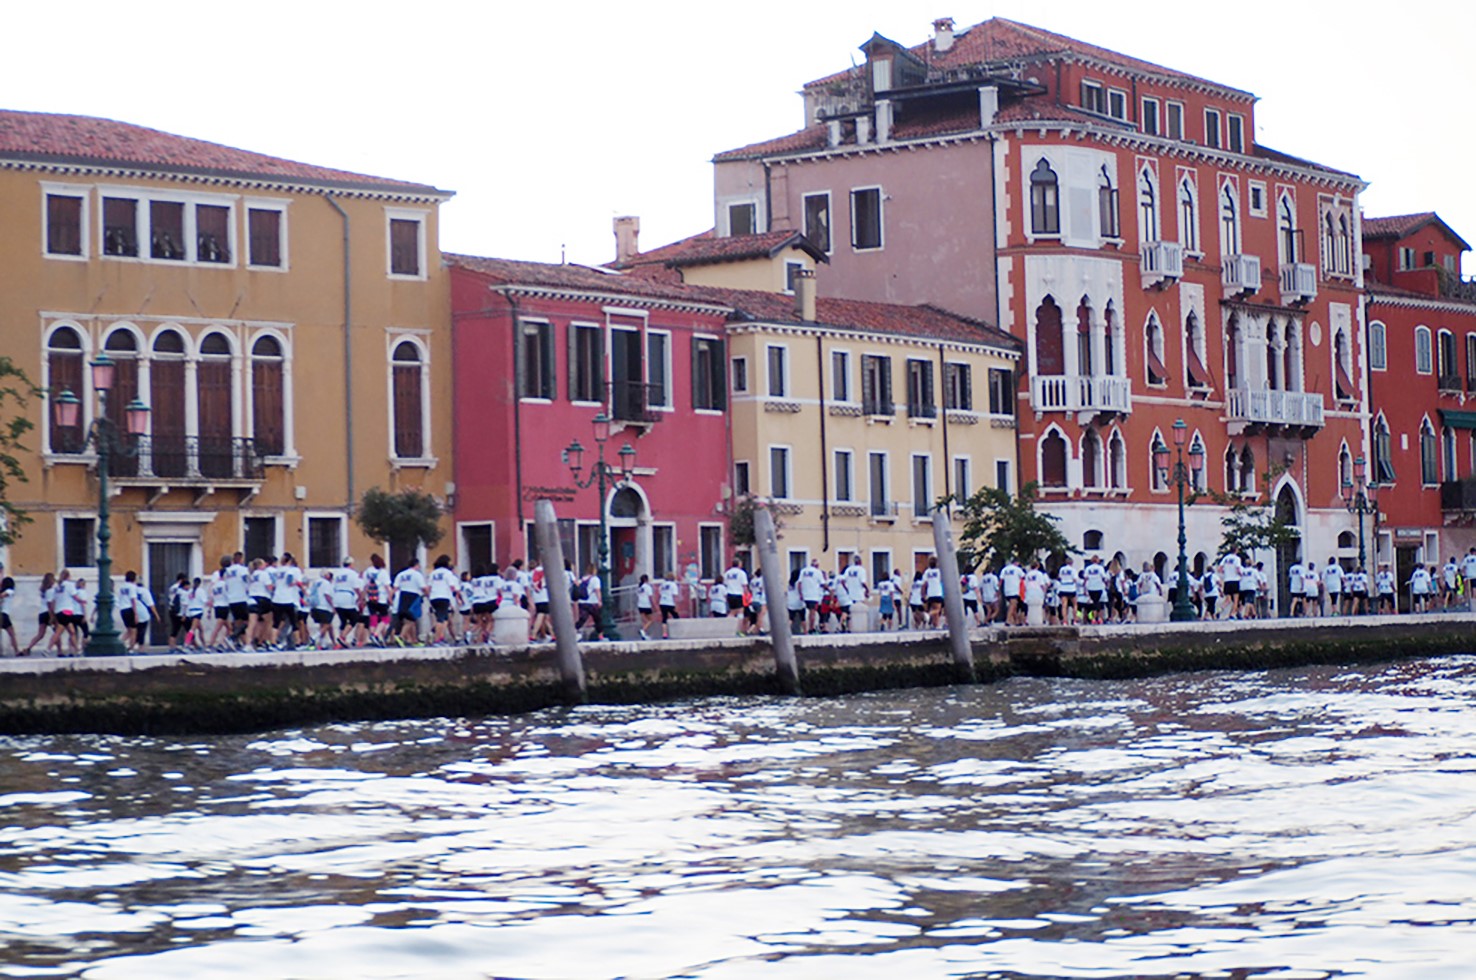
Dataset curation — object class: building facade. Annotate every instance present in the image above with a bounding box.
[1363,212,1476,589]
[1,110,453,632]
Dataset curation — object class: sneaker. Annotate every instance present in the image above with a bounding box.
[639,629,649,640]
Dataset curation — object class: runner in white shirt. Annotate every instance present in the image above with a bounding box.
[270,554,305,646]
[921,556,945,628]
[330,558,364,648]
[1376,562,1397,614]
[362,555,392,646]
[875,573,898,631]
[1321,559,1344,616]
[959,568,980,626]
[745,573,767,635]
[1055,558,1079,625]
[978,567,1001,625]
[707,580,727,618]
[657,576,680,637]
[799,559,826,633]
[425,555,461,646]
[130,573,157,652]
[1000,560,1025,626]
[1080,558,1107,624]
[1218,552,1243,618]
[1287,560,1305,618]
[1442,558,1461,609]
[529,561,553,643]
[207,558,233,650]
[1462,549,1476,596]
[1409,564,1432,613]
[636,574,656,639]
[391,559,428,644]
[722,559,750,618]
[0,574,17,656]
[839,556,869,630]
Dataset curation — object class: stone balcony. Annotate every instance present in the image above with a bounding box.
[1222,253,1262,297]
[1141,240,1184,289]
[1225,387,1325,430]
[1280,262,1318,304]
[1031,374,1132,416]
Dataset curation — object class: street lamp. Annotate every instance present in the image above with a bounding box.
[1154,419,1203,623]
[1341,454,1379,571]
[562,412,636,640]
[52,354,151,655]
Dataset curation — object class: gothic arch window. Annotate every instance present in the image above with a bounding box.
[1285,320,1303,392]
[1185,311,1211,389]
[1278,193,1299,263]
[1104,301,1120,375]
[1338,443,1353,489]
[391,339,428,460]
[1225,314,1242,390]
[1240,446,1255,496]
[1420,418,1438,485]
[1040,427,1068,487]
[1082,429,1102,488]
[1225,446,1239,493]
[1097,166,1119,237]
[1337,214,1352,274]
[47,326,86,454]
[1369,320,1387,371]
[1108,429,1126,489]
[1219,182,1239,255]
[1035,296,1064,376]
[1139,168,1159,241]
[1334,327,1356,400]
[1443,427,1457,481]
[1415,326,1432,374]
[1145,313,1167,385]
[1179,178,1198,252]
[251,335,286,457]
[1030,159,1060,235]
[1265,319,1282,391]
[1149,428,1168,491]
[1076,297,1095,376]
[1373,413,1395,483]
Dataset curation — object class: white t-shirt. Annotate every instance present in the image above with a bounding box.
[1411,568,1431,595]
[428,567,460,601]
[250,568,274,600]
[133,586,156,623]
[1462,554,1476,582]
[637,582,654,610]
[1056,564,1078,593]
[659,579,679,606]
[1219,554,1242,583]
[1000,563,1024,599]
[840,565,869,604]
[978,571,1000,603]
[1376,570,1396,595]
[363,567,390,604]
[1082,563,1107,593]
[1322,564,1344,594]
[271,565,302,605]
[331,568,362,609]
[723,566,749,597]
[922,567,943,599]
[393,567,426,600]
[798,566,825,602]
[224,563,250,603]
[708,584,726,615]
[1288,562,1304,594]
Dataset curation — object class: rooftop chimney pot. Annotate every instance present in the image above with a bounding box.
[933,17,955,54]
[794,268,817,322]
[613,215,640,265]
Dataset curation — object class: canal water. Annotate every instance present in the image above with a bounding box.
[4,656,1476,979]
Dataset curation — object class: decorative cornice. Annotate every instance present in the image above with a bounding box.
[725,319,1021,358]
[1365,290,1476,316]
[491,284,733,317]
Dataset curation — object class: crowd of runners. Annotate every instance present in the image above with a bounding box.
[4,545,1476,655]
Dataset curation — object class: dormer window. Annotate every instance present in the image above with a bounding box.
[728,202,756,237]
[1080,80,1106,115]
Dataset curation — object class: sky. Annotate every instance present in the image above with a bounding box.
[7,1,1475,273]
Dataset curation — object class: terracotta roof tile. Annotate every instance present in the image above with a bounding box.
[713,125,829,162]
[616,228,822,269]
[1362,213,1440,239]
[0,109,448,195]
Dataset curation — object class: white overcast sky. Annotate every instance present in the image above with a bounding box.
[8,1,1474,274]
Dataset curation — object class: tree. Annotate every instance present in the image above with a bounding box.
[1206,485,1300,557]
[954,482,1074,570]
[355,487,444,566]
[0,357,42,547]
[726,493,781,548]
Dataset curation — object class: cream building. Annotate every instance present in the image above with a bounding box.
[0,110,452,637]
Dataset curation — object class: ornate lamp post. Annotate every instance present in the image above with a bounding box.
[1154,418,1204,623]
[53,354,151,656]
[1341,454,1379,571]
[562,412,636,640]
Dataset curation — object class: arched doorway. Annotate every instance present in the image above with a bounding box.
[1274,484,1302,617]
[607,485,646,590]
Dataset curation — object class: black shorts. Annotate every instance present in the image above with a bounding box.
[367,601,389,616]
[1223,581,1240,597]
[927,597,943,610]
[251,598,271,616]
[121,610,135,629]
[37,612,52,627]
[472,602,494,615]
[963,599,978,612]
[396,594,419,617]
[660,604,676,622]
[272,603,298,627]
[336,607,359,626]
[230,602,251,622]
[1088,590,1105,606]
[0,613,9,630]
[214,606,230,622]
[535,601,550,615]
[134,621,150,645]
[726,594,744,611]
[805,599,819,610]
[311,609,334,625]
[431,598,451,623]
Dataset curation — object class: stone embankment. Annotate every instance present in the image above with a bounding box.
[1,615,1472,735]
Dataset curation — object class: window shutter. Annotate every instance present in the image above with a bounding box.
[197,359,233,477]
[151,359,187,476]
[252,359,285,456]
[861,357,876,412]
[48,352,84,452]
[393,364,423,458]
[881,359,893,414]
[712,339,726,411]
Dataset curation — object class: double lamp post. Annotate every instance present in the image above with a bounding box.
[562,412,635,641]
[1153,418,1204,623]
[52,353,151,656]
[1341,454,1379,570]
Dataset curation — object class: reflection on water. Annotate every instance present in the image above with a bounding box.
[4,657,1476,978]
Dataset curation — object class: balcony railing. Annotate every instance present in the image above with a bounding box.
[1280,262,1317,303]
[1222,253,1262,296]
[1441,479,1476,512]
[862,398,895,417]
[1031,373,1133,415]
[609,380,663,424]
[1141,240,1184,287]
[109,435,266,483]
[907,401,937,420]
[1438,373,1464,394]
[869,499,898,520]
[1225,387,1325,428]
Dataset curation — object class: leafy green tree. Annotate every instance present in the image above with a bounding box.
[954,481,1074,570]
[0,357,42,547]
[727,493,781,548]
[1205,483,1300,556]
[355,487,444,563]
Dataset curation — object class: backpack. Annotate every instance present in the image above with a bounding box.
[365,574,380,603]
[575,577,590,601]
[1127,580,1139,602]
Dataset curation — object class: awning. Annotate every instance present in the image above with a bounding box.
[1187,347,1213,389]
[1440,409,1476,430]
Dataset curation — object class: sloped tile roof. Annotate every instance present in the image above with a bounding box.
[446,253,726,306]
[1361,212,1469,251]
[615,228,824,269]
[0,109,449,196]
[713,125,829,162]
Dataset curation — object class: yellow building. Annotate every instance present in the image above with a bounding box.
[0,110,452,624]
[723,279,1023,583]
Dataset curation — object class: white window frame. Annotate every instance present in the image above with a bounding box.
[456,520,496,573]
[730,355,749,394]
[386,330,435,465]
[870,548,893,586]
[40,181,91,262]
[646,327,672,410]
[698,523,726,581]
[849,185,885,251]
[831,348,853,403]
[784,261,804,294]
[1080,79,1106,114]
[1165,101,1185,140]
[240,511,284,562]
[244,197,291,272]
[765,343,790,398]
[95,183,240,267]
[724,199,760,237]
[1415,326,1433,375]
[733,460,751,496]
[1178,173,1200,255]
[247,327,296,461]
[385,207,429,280]
[569,321,605,406]
[302,511,349,574]
[56,511,98,578]
[911,452,933,520]
[803,191,832,254]
[994,458,1013,494]
[952,455,971,505]
[1248,180,1268,218]
[1369,321,1387,372]
[1204,108,1222,149]
[869,450,890,513]
[1141,97,1160,136]
[770,444,793,499]
[1227,114,1245,153]
[834,448,854,502]
[519,318,556,403]
[650,522,677,579]
[1108,89,1127,120]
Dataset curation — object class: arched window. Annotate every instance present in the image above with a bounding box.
[1415,326,1433,374]
[1284,320,1303,392]
[1420,419,1439,485]
[1034,296,1064,376]
[151,329,188,478]
[1337,531,1356,550]
[1369,321,1387,371]
[1278,193,1299,263]
[1443,427,1457,481]
[1339,444,1353,489]
[1040,429,1068,487]
[1189,434,1206,490]
[251,335,285,456]
[1108,430,1126,489]
[101,330,142,475]
[1185,312,1211,389]
[1265,319,1282,391]
[1224,446,1239,493]
[1437,330,1458,388]
[1179,178,1198,252]
[1097,166,1119,238]
[1373,414,1395,483]
[1138,168,1159,241]
[1083,530,1104,551]
[198,332,235,477]
[1240,446,1255,496]
[1076,297,1094,376]
[1104,302,1119,376]
[1334,328,1355,400]
[1082,429,1101,488]
[392,340,425,459]
[1323,213,1337,274]
[1030,159,1060,235]
[1145,314,1167,385]
[1219,183,1239,256]
[1337,214,1351,274]
[1226,314,1242,390]
[1150,430,1167,491]
[1466,334,1476,388]
[47,327,85,454]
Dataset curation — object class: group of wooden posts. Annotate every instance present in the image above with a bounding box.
[533,499,975,704]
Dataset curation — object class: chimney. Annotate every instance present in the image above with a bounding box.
[793,268,817,322]
[613,215,640,264]
[933,17,955,54]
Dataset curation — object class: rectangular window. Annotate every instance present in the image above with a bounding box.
[1204,108,1222,148]
[869,451,889,515]
[995,459,1012,494]
[733,460,750,496]
[1248,181,1267,217]
[770,446,791,499]
[803,192,831,252]
[1108,90,1127,120]
[1399,247,1416,271]
[953,457,971,504]
[906,359,935,419]
[389,217,422,276]
[103,197,139,256]
[646,331,670,408]
[243,516,277,562]
[576,524,601,575]
[652,525,675,579]
[728,202,756,236]
[912,455,932,518]
[459,522,495,572]
[62,517,95,568]
[851,187,882,250]
[870,551,892,587]
[1371,323,1388,372]
[693,336,726,410]
[987,367,1014,415]
[835,449,854,501]
[45,194,83,256]
[520,321,555,399]
[861,354,893,415]
[943,362,972,411]
[730,355,748,393]
[766,344,788,397]
[1166,102,1184,140]
[832,350,851,402]
[570,324,604,402]
[150,200,185,260]
[1141,97,1160,136]
[248,207,283,267]
[785,261,804,293]
[1228,114,1245,153]
[196,204,231,263]
[307,516,343,569]
[699,525,723,580]
[1080,80,1106,114]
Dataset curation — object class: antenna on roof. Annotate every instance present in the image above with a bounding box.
[560,243,566,264]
